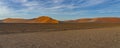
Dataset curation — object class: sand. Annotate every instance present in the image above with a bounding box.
[0,27,119,48]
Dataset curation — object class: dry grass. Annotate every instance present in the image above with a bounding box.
[0,23,120,48]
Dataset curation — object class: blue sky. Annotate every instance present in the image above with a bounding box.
[0,0,120,20]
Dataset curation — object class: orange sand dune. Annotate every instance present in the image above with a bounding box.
[2,16,59,23]
[1,17,120,23]
[3,18,29,23]
[28,16,59,23]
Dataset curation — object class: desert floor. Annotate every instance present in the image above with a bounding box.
[0,25,120,48]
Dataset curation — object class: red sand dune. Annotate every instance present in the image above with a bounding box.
[66,17,120,23]
[92,17,120,23]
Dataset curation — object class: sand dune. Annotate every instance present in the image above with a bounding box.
[66,17,120,23]
[2,16,59,23]
[1,17,120,23]
[28,16,59,23]
[0,26,119,48]
[3,18,29,23]
[92,17,120,23]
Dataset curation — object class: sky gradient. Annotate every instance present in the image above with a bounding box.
[0,0,120,20]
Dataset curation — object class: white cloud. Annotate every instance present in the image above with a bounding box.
[0,1,32,19]
[0,2,13,16]
[12,0,28,3]
[23,1,40,10]
[23,2,39,7]
[78,0,107,7]
[52,0,64,3]
[45,0,108,9]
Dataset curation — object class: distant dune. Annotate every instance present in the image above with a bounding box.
[1,16,120,23]
[92,17,120,23]
[3,18,29,23]
[65,18,93,23]
[1,16,59,23]
[65,17,120,23]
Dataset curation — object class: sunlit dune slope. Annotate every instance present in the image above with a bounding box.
[28,16,59,23]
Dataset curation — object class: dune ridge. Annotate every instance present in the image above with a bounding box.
[1,16,120,23]
[2,16,59,23]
